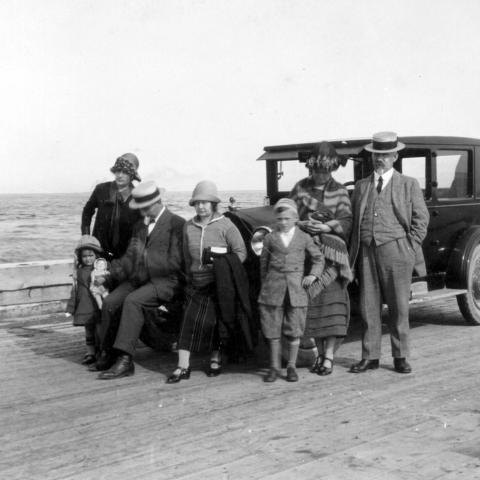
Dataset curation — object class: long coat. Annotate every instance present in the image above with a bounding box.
[349,170,430,275]
[81,181,141,260]
[110,208,186,301]
[258,227,324,307]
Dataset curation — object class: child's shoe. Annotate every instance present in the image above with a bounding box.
[286,366,299,382]
[264,368,279,383]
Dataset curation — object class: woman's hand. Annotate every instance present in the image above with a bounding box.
[298,220,332,234]
[302,274,317,288]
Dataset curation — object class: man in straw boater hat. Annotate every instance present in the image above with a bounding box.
[349,132,429,374]
[91,180,186,379]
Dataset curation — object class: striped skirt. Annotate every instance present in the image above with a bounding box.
[177,285,219,353]
[304,279,349,339]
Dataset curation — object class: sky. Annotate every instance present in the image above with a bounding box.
[2,0,480,194]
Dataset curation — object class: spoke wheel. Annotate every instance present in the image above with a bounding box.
[457,244,480,325]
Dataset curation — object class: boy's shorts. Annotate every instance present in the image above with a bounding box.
[259,303,307,339]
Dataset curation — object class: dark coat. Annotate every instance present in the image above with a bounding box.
[81,181,141,260]
[213,253,254,352]
[66,266,99,326]
[349,170,430,275]
[110,208,186,301]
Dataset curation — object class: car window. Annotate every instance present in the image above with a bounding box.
[332,160,355,186]
[399,156,427,190]
[277,161,309,192]
[435,150,472,200]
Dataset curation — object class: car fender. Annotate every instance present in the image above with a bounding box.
[446,226,480,289]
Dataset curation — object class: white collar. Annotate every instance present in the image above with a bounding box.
[145,206,165,226]
[374,168,394,186]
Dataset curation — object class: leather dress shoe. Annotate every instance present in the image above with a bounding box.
[350,359,379,373]
[394,358,412,374]
[88,351,115,372]
[286,366,299,382]
[264,368,279,383]
[166,367,191,383]
[97,354,134,379]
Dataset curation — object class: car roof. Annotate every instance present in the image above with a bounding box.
[258,136,480,160]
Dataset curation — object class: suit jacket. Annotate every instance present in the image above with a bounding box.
[81,181,141,259]
[258,227,324,307]
[349,170,429,275]
[111,208,186,301]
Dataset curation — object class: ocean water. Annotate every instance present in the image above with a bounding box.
[0,190,266,264]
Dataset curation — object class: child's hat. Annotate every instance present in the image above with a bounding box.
[273,198,298,216]
[75,235,103,255]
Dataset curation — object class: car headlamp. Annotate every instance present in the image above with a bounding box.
[250,226,272,256]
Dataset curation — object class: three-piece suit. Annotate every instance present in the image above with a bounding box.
[349,170,429,359]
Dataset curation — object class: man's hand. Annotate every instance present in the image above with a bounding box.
[302,274,317,288]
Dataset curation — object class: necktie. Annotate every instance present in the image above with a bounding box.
[376,176,383,194]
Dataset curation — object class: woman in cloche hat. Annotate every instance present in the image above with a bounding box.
[81,153,142,261]
[167,180,249,383]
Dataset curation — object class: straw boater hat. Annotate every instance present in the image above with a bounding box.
[129,181,162,209]
[110,153,141,181]
[189,180,221,206]
[363,131,405,153]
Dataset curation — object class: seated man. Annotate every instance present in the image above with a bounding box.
[92,180,185,379]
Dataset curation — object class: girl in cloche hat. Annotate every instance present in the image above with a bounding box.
[65,235,109,366]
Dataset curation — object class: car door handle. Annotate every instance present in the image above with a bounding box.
[431,210,439,217]
[430,240,440,246]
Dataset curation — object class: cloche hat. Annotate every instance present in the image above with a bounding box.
[273,197,299,216]
[129,181,162,209]
[110,153,141,181]
[75,235,103,255]
[189,180,221,206]
[364,131,405,153]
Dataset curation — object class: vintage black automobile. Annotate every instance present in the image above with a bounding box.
[226,136,480,329]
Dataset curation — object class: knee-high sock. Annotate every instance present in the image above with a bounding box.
[269,338,281,370]
[287,337,300,368]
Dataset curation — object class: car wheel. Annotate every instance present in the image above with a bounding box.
[457,243,480,325]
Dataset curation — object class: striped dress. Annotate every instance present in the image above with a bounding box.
[290,176,353,339]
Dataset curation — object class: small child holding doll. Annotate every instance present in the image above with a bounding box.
[258,198,324,383]
[66,235,109,365]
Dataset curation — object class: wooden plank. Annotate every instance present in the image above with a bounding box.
[0,300,67,320]
[1,298,480,479]
[0,259,73,291]
[0,285,71,307]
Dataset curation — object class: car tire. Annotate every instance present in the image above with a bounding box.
[457,243,480,325]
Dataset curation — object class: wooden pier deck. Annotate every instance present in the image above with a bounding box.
[2,298,480,480]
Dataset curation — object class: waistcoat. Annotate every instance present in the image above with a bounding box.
[360,179,406,246]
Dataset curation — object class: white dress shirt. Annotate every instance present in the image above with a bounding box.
[147,206,165,235]
[279,226,296,247]
[374,167,394,192]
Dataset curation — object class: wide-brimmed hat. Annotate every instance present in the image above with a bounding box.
[189,180,221,206]
[273,197,298,216]
[129,181,162,209]
[75,235,103,255]
[363,131,405,153]
[110,153,141,181]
